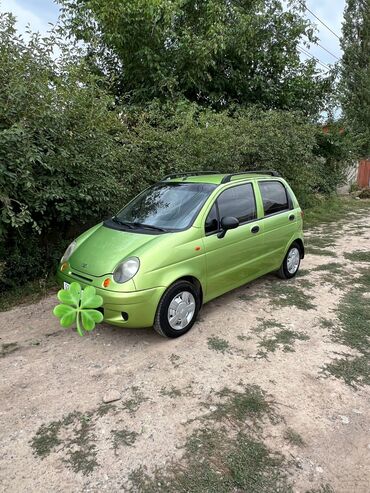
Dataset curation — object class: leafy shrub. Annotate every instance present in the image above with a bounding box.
[0,13,126,290]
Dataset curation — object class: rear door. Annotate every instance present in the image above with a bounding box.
[256,180,298,272]
[202,182,265,301]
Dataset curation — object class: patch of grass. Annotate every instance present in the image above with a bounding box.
[307,236,337,249]
[306,247,337,257]
[209,385,279,425]
[313,262,343,273]
[303,196,370,230]
[319,318,336,330]
[64,413,98,475]
[31,420,63,458]
[111,428,138,454]
[0,277,57,312]
[268,283,316,311]
[31,411,98,475]
[297,278,315,289]
[258,329,309,357]
[160,386,182,398]
[254,318,286,333]
[312,263,346,288]
[0,342,19,358]
[284,428,305,447]
[207,336,230,354]
[344,250,370,262]
[324,355,369,388]
[296,268,310,278]
[95,402,116,417]
[322,268,370,388]
[121,386,148,414]
[128,385,290,493]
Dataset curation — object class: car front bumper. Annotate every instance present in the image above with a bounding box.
[56,270,166,328]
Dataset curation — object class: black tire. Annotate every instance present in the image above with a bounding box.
[277,242,301,279]
[153,281,201,338]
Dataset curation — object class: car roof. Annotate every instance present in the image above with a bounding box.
[165,173,280,185]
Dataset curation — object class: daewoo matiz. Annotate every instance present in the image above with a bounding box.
[57,171,304,338]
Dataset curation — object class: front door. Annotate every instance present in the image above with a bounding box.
[202,182,264,302]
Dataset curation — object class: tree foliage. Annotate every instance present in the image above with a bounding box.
[340,0,370,156]
[59,0,333,115]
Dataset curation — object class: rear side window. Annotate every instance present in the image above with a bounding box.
[205,183,256,234]
[259,181,289,216]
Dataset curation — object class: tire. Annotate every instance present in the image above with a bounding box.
[153,281,201,338]
[277,243,301,279]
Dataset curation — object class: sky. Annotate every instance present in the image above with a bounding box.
[1,0,346,70]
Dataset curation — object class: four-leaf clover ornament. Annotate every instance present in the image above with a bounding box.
[53,282,104,336]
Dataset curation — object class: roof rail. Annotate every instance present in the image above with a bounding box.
[221,170,280,184]
[161,171,220,181]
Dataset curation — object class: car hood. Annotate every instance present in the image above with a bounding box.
[69,224,161,277]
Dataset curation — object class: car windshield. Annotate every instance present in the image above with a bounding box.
[115,182,216,231]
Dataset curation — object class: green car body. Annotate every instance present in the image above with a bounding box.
[57,172,304,336]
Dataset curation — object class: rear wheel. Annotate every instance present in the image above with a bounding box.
[277,243,301,279]
[154,281,200,338]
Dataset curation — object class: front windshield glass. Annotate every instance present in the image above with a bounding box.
[115,182,216,231]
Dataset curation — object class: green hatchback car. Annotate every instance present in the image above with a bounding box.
[57,171,304,337]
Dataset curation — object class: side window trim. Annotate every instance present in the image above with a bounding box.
[204,182,257,236]
[205,201,220,236]
[258,180,292,218]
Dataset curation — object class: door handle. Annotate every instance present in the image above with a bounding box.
[289,214,295,221]
[251,225,260,234]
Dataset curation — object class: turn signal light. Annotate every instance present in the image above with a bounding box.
[103,278,111,288]
[60,262,69,272]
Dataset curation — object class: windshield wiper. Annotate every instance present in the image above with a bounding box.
[112,217,134,229]
[131,222,167,232]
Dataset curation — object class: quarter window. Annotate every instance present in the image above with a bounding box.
[205,204,219,234]
[259,181,289,216]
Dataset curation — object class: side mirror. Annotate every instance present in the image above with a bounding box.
[217,216,239,238]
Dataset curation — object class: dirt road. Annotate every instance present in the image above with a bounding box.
[0,208,369,492]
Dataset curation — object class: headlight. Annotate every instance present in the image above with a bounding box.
[61,240,77,264]
[113,257,140,283]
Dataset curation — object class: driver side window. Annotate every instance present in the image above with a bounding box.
[204,183,256,235]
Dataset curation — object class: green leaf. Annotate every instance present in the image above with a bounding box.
[81,309,104,331]
[57,282,82,307]
[80,285,103,309]
[53,304,77,327]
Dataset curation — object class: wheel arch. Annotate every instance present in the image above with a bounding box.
[293,238,305,259]
[170,275,204,305]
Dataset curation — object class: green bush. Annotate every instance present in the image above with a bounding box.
[0,13,125,290]
[118,103,349,208]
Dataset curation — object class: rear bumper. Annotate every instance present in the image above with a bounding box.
[57,271,166,328]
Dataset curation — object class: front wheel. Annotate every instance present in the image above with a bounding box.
[153,281,201,338]
[277,243,301,279]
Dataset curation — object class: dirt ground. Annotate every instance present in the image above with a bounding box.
[0,210,369,493]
